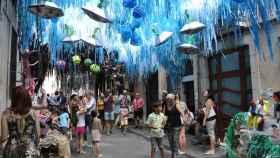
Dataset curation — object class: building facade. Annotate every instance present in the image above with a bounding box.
[0,0,19,111]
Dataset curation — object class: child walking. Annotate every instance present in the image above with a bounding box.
[91,111,103,158]
[146,101,167,158]
[120,105,129,135]
[76,102,86,154]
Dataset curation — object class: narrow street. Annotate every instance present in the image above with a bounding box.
[72,129,171,158]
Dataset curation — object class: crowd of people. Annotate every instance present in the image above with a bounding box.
[0,86,146,158]
[0,85,232,158]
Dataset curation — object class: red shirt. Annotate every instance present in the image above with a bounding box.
[133,97,144,110]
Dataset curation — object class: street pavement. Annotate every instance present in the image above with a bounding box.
[72,128,171,158]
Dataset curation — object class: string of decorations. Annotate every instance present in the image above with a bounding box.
[16,0,280,90]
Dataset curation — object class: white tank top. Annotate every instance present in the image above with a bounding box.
[208,106,216,119]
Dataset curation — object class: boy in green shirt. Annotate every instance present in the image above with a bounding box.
[146,101,167,158]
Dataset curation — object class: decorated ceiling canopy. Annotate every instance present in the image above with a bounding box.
[17,0,280,89]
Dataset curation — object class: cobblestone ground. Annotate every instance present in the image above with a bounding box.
[72,128,171,158]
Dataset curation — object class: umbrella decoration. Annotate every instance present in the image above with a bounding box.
[72,55,81,65]
[80,37,102,47]
[28,1,64,19]
[62,35,80,44]
[180,21,206,34]
[82,6,111,23]
[155,31,173,47]
[177,43,200,54]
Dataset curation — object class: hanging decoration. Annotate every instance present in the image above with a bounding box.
[180,21,205,34]
[28,1,64,19]
[17,0,280,89]
[56,60,66,70]
[123,0,137,8]
[155,31,173,47]
[132,6,145,18]
[177,43,199,54]
[72,55,81,65]
[82,6,111,23]
[62,35,80,44]
[90,64,101,73]
[84,58,93,66]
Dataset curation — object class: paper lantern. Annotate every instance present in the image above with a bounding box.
[120,25,132,43]
[130,32,142,46]
[123,0,137,8]
[72,55,81,65]
[84,58,92,66]
[82,6,111,23]
[56,60,66,70]
[177,43,200,54]
[90,64,101,73]
[28,1,64,19]
[133,7,145,18]
[155,31,173,46]
[180,21,205,34]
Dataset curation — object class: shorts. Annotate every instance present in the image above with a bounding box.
[104,112,115,121]
[134,109,143,119]
[206,120,216,139]
[75,126,86,136]
[151,137,164,150]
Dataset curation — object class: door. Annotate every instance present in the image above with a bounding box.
[183,81,195,113]
[208,45,252,138]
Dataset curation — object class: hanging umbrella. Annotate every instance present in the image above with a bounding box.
[80,37,102,47]
[180,21,205,34]
[155,31,173,47]
[82,6,111,23]
[177,43,200,54]
[62,35,80,44]
[28,1,64,19]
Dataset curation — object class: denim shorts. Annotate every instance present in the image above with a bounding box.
[104,112,115,121]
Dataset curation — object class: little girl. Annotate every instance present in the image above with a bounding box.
[76,102,86,154]
[119,105,129,135]
[92,111,103,158]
